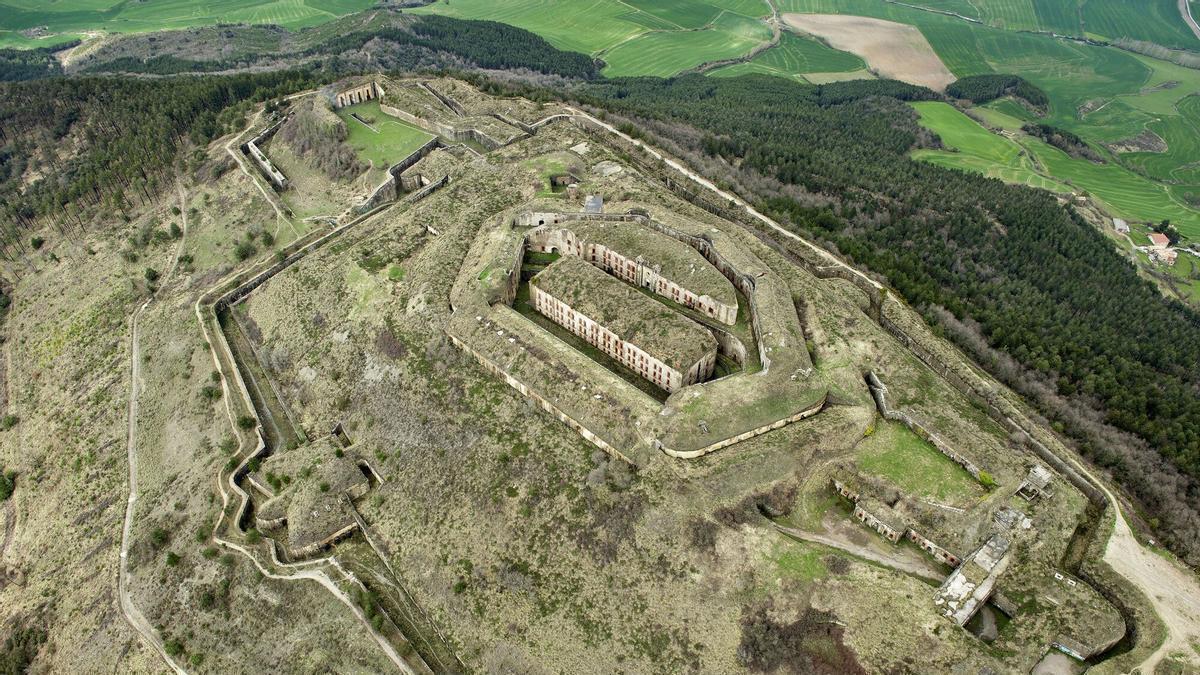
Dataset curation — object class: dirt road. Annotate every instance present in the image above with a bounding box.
[1180,0,1200,41]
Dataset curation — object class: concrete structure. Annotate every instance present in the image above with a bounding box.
[1016,465,1055,501]
[524,214,739,325]
[1113,218,1129,233]
[853,496,904,543]
[833,476,961,566]
[530,256,717,392]
[584,195,604,214]
[334,81,382,109]
[935,534,1012,626]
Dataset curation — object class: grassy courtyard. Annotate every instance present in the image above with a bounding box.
[855,420,982,505]
[333,100,434,170]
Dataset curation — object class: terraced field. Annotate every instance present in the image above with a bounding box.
[911,101,1070,191]
[601,11,773,76]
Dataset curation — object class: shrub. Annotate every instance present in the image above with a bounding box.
[1,414,17,430]
[237,415,256,430]
[234,240,256,261]
[150,528,169,549]
[144,267,160,283]
[30,236,44,249]
[165,551,180,567]
[978,470,996,489]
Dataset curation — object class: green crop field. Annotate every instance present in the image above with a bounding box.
[911,101,1200,236]
[855,421,982,504]
[911,102,1071,191]
[0,0,376,46]
[710,32,865,81]
[600,11,772,76]
[1081,0,1200,50]
[335,101,433,169]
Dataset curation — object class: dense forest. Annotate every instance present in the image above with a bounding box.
[578,75,1200,561]
[945,74,1047,108]
[0,44,69,81]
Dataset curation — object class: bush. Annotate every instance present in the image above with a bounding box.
[978,470,996,489]
[1,414,17,430]
[165,551,180,566]
[150,528,169,549]
[144,267,160,283]
[237,415,256,430]
[200,384,222,401]
[234,240,256,261]
[0,470,15,501]
[29,236,44,249]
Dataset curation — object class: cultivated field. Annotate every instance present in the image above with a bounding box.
[0,0,376,46]
[781,13,957,90]
[413,0,775,77]
[911,101,1200,237]
[709,31,867,82]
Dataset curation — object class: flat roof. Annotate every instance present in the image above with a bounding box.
[531,255,716,372]
[563,218,737,308]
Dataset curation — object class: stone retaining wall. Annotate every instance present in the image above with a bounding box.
[866,371,985,481]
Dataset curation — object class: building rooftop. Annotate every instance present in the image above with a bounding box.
[531,255,717,373]
[1149,232,1170,248]
[563,218,737,308]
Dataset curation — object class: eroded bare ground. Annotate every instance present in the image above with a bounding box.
[0,77,1190,673]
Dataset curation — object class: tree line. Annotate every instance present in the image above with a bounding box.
[945,73,1047,108]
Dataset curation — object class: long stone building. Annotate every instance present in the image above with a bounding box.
[524,214,738,325]
[529,256,717,392]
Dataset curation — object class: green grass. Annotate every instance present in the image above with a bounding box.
[709,31,865,81]
[600,11,772,76]
[771,541,827,581]
[1081,0,1200,50]
[0,0,376,40]
[334,100,433,169]
[910,101,1072,191]
[855,421,982,504]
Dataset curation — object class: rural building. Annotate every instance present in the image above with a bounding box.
[852,496,905,543]
[525,219,739,325]
[333,81,382,108]
[1113,218,1129,233]
[1148,232,1170,249]
[529,256,717,393]
[1016,465,1055,501]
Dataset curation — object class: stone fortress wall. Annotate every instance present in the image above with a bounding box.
[242,117,288,190]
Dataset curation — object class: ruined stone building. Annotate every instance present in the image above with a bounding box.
[529,256,717,393]
[525,216,739,325]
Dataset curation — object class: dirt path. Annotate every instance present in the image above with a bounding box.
[117,181,192,674]
[774,523,945,584]
[782,13,956,90]
[1181,0,1200,41]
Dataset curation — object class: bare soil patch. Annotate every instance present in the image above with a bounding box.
[781,14,955,91]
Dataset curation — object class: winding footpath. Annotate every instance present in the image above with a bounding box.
[118,182,191,674]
